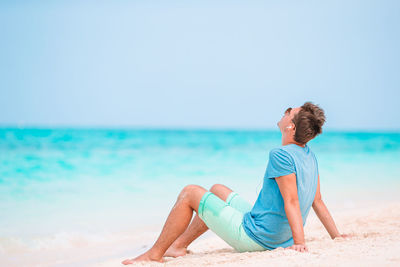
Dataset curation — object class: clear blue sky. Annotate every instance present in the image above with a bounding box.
[1,0,399,130]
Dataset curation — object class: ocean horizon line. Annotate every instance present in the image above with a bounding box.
[0,124,399,134]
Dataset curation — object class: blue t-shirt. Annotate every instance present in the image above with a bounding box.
[242,143,319,250]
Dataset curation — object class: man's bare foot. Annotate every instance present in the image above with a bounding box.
[122,252,164,265]
[164,246,189,258]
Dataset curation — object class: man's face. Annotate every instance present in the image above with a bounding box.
[277,106,301,132]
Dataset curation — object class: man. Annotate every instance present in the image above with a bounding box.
[122,101,349,264]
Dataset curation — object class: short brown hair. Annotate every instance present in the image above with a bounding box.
[292,102,326,144]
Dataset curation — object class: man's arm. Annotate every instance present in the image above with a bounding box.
[275,173,308,252]
[312,174,342,239]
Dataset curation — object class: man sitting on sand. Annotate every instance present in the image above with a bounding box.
[122,101,350,264]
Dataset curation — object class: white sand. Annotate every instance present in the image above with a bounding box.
[93,201,400,267]
[3,201,400,266]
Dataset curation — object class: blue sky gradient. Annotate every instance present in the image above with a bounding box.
[1,0,399,130]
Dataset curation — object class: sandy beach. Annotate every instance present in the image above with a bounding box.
[89,200,400,267]
[2,199,400,266]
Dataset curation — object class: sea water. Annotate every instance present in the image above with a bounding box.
[1,128,399,263]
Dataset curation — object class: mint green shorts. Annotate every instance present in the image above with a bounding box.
[197,191,266,252]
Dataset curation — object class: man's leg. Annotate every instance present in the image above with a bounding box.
[122,184,207,264]
[164,184,234,257]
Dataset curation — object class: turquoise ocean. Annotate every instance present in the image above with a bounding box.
[1,128,400,260]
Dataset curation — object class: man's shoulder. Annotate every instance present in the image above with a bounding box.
[269,144,315,160]
[268,146,293,161]
[269,145,295,155]
[269,146,287,155]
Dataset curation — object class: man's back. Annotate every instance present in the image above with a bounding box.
[242,143,319,249]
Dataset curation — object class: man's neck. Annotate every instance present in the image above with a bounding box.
[282,139,306,148]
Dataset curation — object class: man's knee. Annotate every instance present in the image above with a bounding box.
[182,184,203,193]
[178,184,207,210]
[180,184,205,199]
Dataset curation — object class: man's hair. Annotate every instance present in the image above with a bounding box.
[292,102,326,144]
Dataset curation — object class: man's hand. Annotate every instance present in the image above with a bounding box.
[284,243,308,252]
[334,233,354,239]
